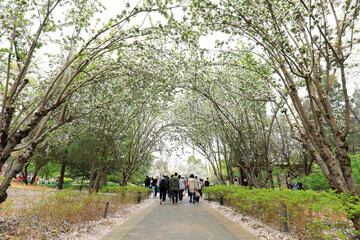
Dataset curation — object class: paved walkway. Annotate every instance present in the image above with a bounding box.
[101,197,259,240]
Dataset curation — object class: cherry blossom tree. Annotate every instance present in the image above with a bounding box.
[188,0,360,195]
[0,0,172,203]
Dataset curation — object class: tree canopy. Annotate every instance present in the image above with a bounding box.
[1,2,360,233]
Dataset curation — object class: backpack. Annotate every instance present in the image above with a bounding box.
[160,178,166,188]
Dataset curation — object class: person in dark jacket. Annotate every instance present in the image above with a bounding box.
[151,176,158,198]
[159,175,168,204]
[144,176,150,188]
[204,177,210,187]
[168,175,172,199]
[169,172,180,204]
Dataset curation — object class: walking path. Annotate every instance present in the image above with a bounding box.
[101,198,259,240]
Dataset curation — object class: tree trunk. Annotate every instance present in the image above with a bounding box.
[0,144,37,203]
[90,164,104,193]
[30,170,38,185]
[121,174,127,186]
[301,132,338,189]
[21,159,32,185]
[88,165,96,194]
[228,145,235,184]
[335,135,360,195]
[58,161,66,190]
[22,169,29,185]
[263,155,272,188]
[101,170,107,188]
[301,151,313,176]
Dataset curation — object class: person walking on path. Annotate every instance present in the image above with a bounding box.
[188,174,197,204]
[151,176,158,198]
[55,177,59,189]
[178,175,186,202]
[159,175,168,204]
[204,177,210,187]
[168,175,173,199]
[144,176,150,188]
[195,176,202,202]
[155,176,159,196]
[199,178,204,197]
[166,175,170,198]
[169,172,180,204]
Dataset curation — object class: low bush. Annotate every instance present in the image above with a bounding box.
[297,170,331,191]
[100,186,149,203]
[351,154,360,187]
[107,174,119,183]
[63,177,73,184]
[203,186,355,240]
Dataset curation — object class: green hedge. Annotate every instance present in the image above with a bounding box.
[100,186,150,203]
[203,186,355,239]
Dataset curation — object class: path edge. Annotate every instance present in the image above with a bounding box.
[201,202,260,240]
[100,199,157,240]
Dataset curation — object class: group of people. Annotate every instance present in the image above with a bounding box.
[15,175,41,184]
[286,174,303,190]
[233,178,249,186]
[144,175,159,196]
[144,174,210,204]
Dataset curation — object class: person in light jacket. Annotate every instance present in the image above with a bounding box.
[179,175,186,202]
[188,174,197,204]
[195,176,202,202]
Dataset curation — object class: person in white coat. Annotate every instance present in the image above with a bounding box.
[195,176,201,202]
[188,174,197,204]
[178,175,186,202]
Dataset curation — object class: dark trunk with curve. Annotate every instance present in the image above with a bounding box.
[90,163,104,193]
[0,143,37,204]
[21,159,32,185]
[58,161,67,190]
[22,170,29,185]
[30,170,38,185]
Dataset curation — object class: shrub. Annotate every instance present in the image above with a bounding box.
[298,172,331,191]
[107,174,119,183]
[351,154,360,187]
[100,186,149,203]
[63,177,73,184]
[203,186,355,239]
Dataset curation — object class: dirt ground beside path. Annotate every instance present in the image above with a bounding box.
[0,188,156,240]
